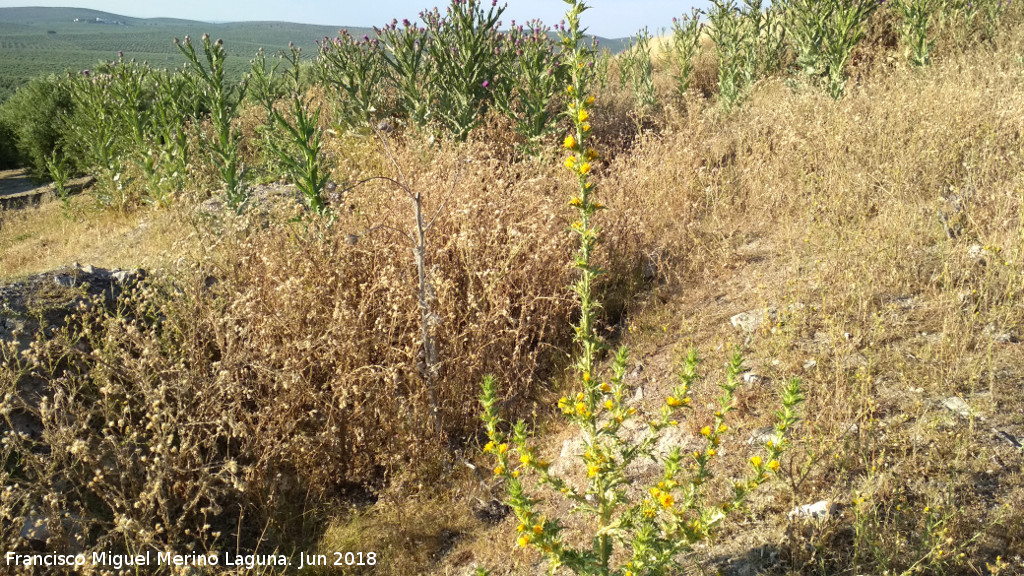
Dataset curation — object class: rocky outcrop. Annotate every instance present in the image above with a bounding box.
[1,262,145,354]
[1,263,145,440]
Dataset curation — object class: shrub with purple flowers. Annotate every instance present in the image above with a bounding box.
[316,30,389,130]
[423,0,509,140]
[493,20,567,155]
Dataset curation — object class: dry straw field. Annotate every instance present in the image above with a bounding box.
[2,0,1024,574]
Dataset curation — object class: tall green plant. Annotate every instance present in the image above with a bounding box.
[317,30,389,130]
[494,20,566,155]
[480,2,804,575]
[708,0,748,110]
[670,10,704,100]
[978,0,1010,43]
[269,45,332,217]
[46,150,72,214]
[620,28,657,116]
[782,0,878,99]
[149,68,195,203]
[248,47,287,179]
[175,34,248,210]
[377,20,431,127]
[707,0,782,111]
[107,55,176,207]
[67,69,126,209]
[423,0,508,140]
[893,0,939,66]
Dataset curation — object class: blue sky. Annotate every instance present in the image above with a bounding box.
[0,0,707,38]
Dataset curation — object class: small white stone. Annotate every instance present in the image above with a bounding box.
[939,396,980,419]
[742,372,764,385]
[788,500,831,520]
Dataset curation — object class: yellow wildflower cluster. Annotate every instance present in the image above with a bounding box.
[649,486,675,509]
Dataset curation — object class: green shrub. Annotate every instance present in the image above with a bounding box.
[782,0,878,99]
[0,74,73,178]
[0,117,18,170]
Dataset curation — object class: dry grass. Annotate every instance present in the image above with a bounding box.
[0,191,191,280]
[428,19,1024,576]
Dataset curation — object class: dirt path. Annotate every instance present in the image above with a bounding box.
[0,168,40,197]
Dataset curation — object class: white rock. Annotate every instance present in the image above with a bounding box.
[788,500,832,520]
[631,386,644,404]
[939,396,980,419]
[741,372,764,385]
[748,426,776,446]
[548,436,584,476]
[730,308,778,334]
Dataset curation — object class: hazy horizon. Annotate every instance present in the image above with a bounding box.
[0,0,707,38]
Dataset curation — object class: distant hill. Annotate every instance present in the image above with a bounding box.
[0,7,372,101]
[0,7,628,103]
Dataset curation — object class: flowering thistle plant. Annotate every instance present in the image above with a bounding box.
[479,1,804,574]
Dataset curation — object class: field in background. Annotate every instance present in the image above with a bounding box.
[0,7,370,101]
[0,7,630,103]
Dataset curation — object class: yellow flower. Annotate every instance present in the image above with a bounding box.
[600,382,611,392]
[604,399,614,410]
[578,109,589,123]
[516,523,527,532]
[700,426,712,437]
[494,465,505,475]
[583,371,591,382]
[666,396,683,407]
[566,85,574,95]
[581,122,591,132]
[575,402,587,414]
[659,492,674,509]
[512,469,520,478]
[718,424,729,433]
[750,456,763,468]
[586,96,595,105]
[517,535,530,548]
[768,460,780,471]
[533,523,544,535]
[564,156,577,169]
[564,134,577,149]
[706,448,716,457]
[569,197,582,207]
[484,441,495,453]
[586,148,598,160]
[579,162,591,175]
[587,464,599,477]
[520,454,532,465]
[669,420,679,426]
[498,443,509,454]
